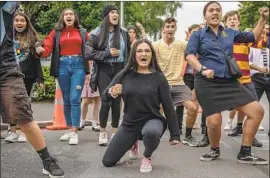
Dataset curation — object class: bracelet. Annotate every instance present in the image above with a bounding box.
[199,66,207,74]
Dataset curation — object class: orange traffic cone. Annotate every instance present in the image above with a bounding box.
[46,79,69,130]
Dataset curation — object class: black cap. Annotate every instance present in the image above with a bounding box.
[102,4,119,19]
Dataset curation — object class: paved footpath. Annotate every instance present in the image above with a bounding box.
[1,95,269,178]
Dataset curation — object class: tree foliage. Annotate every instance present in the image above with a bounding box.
[21,2,182,39]
[122,2,182,39]
[238,1,270,31]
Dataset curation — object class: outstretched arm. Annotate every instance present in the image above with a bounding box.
[158,74,180,142]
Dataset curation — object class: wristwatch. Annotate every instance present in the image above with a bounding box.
[199,66,207,74]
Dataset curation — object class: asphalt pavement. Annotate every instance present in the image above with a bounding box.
[1,94,269,178]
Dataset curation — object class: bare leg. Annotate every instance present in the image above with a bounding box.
[93,97,101,123]
[237,101,264,146]
[20,121,46,150]
[183,100,198,136]
[81,98,91,122]
[207,113,222,148]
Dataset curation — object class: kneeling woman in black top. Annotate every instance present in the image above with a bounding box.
[101,39,180,173]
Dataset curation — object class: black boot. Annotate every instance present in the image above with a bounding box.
[227,126,242,137]
[198,134,210,147]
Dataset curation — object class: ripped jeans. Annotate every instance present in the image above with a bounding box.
[58,56,85,127]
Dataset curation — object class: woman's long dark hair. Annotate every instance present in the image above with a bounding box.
[14,12,39,49]
[96,13,120,49]
[101,39,161,101]
[55,8,81,30]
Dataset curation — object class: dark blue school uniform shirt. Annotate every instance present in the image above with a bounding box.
[185,25,255,78]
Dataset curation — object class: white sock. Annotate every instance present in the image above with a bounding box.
[92,121,97,127]
[227,119,233,124]
[80,120,85,125]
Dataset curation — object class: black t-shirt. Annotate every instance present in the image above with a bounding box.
[119,71,180,141]
[0,2,20,74]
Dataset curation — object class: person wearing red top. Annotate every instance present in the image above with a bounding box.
[36,8,89,145]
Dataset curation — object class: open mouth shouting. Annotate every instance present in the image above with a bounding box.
[14,15,27,33]
[63,10,75,27]
[15,25,26,32]
[65,18,74,26]
[211,16,219,22]
[111,16,119,25]
[109,10,119,25]
[138,56,151,68]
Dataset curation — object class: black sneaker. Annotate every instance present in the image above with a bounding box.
[227,127,242,137]
[198,135,210,147]
[200,149,220,161]
[43,157,65,178]
[182,135,199,147]
[252,138,263,147]
[237,153,268,165]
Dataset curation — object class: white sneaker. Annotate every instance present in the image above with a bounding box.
[99,132,108,146]
[224,121,232,131]
[4,131,18,143]
[69,132,78,145]
[140,157,152,173]
[59,131,72,141]
[80,120,85,128]
[17,132,27,143]
[129,141,139,160]
[92,125,100,132]
[258,125,264,131]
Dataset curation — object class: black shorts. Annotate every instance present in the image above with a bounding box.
[183,73,194,90]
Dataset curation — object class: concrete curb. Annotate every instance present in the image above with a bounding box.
[1,120,94,131]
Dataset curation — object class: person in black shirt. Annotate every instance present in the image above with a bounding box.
[101,39,180,173]
[0,2,64,177]
[4,12,45,144]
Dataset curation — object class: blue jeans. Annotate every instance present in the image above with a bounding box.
[58,56,85,127]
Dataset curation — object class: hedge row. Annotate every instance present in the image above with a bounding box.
[32,66,55,101]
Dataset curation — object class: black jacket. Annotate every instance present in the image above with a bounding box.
[19,50,44,83]
[88,27,130,92]
[0,2,20,74]
[49,28,90,77]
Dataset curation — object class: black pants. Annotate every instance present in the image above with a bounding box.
[23,78,35,96]
[252,74,270,102]
[102,119,164,167]
[201,112,206,128]
[97,63,124,128]
[176,74,194,129]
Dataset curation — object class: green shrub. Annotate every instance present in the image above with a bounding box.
[32,66,55,101]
